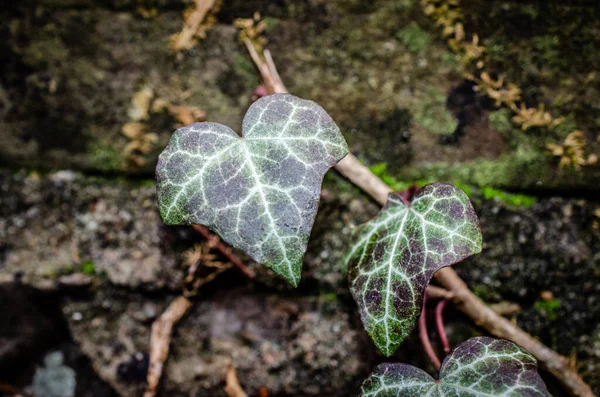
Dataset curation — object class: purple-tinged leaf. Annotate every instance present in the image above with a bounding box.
[156,94,348,286]
[361,337,551,396]
[345,183,482,355]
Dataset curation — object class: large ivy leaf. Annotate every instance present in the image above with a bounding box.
[156,94,348,286]
[360,337,551,396]
[345,183,482,355]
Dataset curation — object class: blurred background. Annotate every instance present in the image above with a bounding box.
[1,0,599,396]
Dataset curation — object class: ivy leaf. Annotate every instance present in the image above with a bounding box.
[156,94,348,286]
[360,337,551,396]
[345,183,482,355]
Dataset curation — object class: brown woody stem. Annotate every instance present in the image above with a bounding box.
[144,296,192,397]
[192,224,256,279]
[242,40,594,397]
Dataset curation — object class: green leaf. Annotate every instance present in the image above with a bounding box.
[345,183,482,355]
[156,94,348,286]
[360,337,551,396]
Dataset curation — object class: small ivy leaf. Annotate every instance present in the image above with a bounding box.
[360,337,551,396]
[345,183,482,355]
[156,94,348,286]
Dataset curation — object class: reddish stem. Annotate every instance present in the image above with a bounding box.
[397,185,419,205]
[418,294,442,371]
[192,224,256,279]
[435,298,451,354]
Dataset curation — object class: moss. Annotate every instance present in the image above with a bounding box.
[134,179,156,188]
[88,141,122,172]
[531,35,565,73]
[452,182,473,197]
[480,187,536,208]
[534,298,561,321]
[488,109,513,135]
[396,22,432,54]
[552,114,578,139]
[473,285,492,300]
[323,171,362,196]
[262,17,280,32]
[412,88,457,136]
[369,162,432,192]
[399,141,551,189]
[233,53,261,89]
[370,162,538,207]
[368,163,479,198]
[319,291,338,302]
[81,261,96,275]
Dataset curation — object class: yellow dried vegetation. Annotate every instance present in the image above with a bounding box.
[593,207,600,230]
[136,0,158,19]
[422,0,596,170]
[546,131,597,170]
[234,12,268,55]
[512,104,563,131]
[181,242,232,297]
[170,0,223,52]
[467,72,522,109]
[122,86,205,169]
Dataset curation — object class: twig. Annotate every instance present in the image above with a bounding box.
[184,261,232,298]
[192,224,256,279]
[488,301,521,316]
[434,269,594,397]
[172,0,218,52]
[418,295,441,371]
[144,296,192,397]
[243,38,278,94]
[435,298,451,354]
[264,50,286,94]
[224,361,249,397]
[181,243,234,297]
[243,44,595,397]
[426,285,453,300]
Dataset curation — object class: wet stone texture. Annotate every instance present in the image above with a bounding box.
[1,0,600,394]
[458,195,600,392]
[62,288,368,397]
[1,170,599,395]
[3,1,598,189]
[0,170,184,290]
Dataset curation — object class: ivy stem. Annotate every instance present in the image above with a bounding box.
[192,225,256,279]
[244,40,596,397]
[435,298,452,354]
[419,294,442,371]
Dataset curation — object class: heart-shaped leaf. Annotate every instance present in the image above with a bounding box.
[156,94,348,286]
[360,337,551,396]
[345,183,482,355]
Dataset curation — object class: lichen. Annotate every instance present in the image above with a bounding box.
[411,88,458,136]
[396,22,432,54]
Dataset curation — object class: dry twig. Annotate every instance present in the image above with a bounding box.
[425,285,453,300]
[144,296,192,397]
[171,0,221,52]
[224,361,249,397]
[243,42,594,397]
[181,242,233,297]
[192,225,256,279]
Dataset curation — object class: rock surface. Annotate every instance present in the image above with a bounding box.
[1,170,600,395]
[2,0,597,189]
[1,0,600,395]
